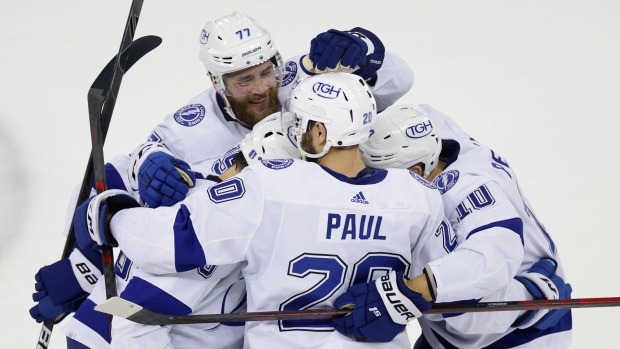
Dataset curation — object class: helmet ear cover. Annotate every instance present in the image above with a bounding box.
[359,104,442,178]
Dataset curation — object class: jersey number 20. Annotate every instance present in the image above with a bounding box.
[278,252,410,331]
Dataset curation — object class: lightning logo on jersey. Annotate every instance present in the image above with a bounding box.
[174,104,206,127]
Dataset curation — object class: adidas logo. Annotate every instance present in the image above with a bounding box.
[351,191,369,204]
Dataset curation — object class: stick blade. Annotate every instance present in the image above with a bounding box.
[95,297,143,319]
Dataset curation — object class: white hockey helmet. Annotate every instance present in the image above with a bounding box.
[360,104,441,178]
[240,112,301,165]
[286,72,377,159]
[198,12,284,117]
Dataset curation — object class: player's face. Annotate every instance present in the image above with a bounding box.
[225,61,279,127]
[300,122,322,157]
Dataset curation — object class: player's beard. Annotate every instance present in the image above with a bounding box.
[227,87,279,128]
[300,131,319,163]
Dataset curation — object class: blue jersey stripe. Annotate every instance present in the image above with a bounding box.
[430,310,571,349]
[120,276,191,316]
[485,311,572,348]
[173,204,207,272]
[72,299,111,343]
[98,163,126,191]
[466,218,524,246]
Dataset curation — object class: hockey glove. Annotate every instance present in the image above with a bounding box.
[74,189,141,250]
[128,142,196,208]
[29,247,103,323]
[512,258,572,330]
[307,27,385,82]
[332,271,431,342]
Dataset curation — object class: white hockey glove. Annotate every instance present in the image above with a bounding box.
[74,189,141,250]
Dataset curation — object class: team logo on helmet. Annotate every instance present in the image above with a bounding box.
[282,61,298,87]
[432,170,459,194]
[405,120,434,139]
[261,159,294,170]
[409,171,436,189]
[312,82,341,99]
[174,104,206,127]
[286,125,298,148]
[200,29,209,44]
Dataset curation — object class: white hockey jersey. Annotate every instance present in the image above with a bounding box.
[416,104,572,349]
[61,50,414,348]
[110,160,451,349]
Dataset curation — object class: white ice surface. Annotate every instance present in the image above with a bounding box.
[1,1,619,348]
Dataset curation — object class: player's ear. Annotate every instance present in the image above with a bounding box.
[408,164,423,176]
[316,122,327,143]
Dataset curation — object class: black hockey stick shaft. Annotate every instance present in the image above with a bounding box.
[95,296,620,326]
[35,35,160,349]
[425,296,620,314]
[35,3,154,348]
[87,0,145,343]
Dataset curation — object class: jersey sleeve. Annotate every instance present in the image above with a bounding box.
[410,181,454,275]
[426,181,525,303]
[110,167,264,275]
[371,50,414,112]
[442,278,531,335]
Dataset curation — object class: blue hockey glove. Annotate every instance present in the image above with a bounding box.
[138,151,195,208]
[308,27,385,82]
[513,258,572,330]
[74,189,141,250]
[332,271,431,342]
[29,247,103,323]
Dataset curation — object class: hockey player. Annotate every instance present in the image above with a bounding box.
[337,104,572,348]
[30,11,415,348]
[73,72,453,348]
[107,115,300,348]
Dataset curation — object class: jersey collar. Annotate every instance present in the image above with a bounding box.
[320,165,388,185]
[440,139,461,169]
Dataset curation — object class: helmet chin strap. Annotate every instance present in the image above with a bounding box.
[298,138,333,161]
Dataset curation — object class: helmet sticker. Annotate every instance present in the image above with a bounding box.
[405,120,434,139]
[261,159,294,170]
[200,29,209,44]
[282,61,298,87]
[312,81,342,99]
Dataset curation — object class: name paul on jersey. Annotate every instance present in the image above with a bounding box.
[318,209,395,242]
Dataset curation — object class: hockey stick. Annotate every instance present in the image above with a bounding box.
[87,0,146,344]
[94,296,620,326]
[35,6,159,349]
[35,35,160,349]
[96,297,351,325]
